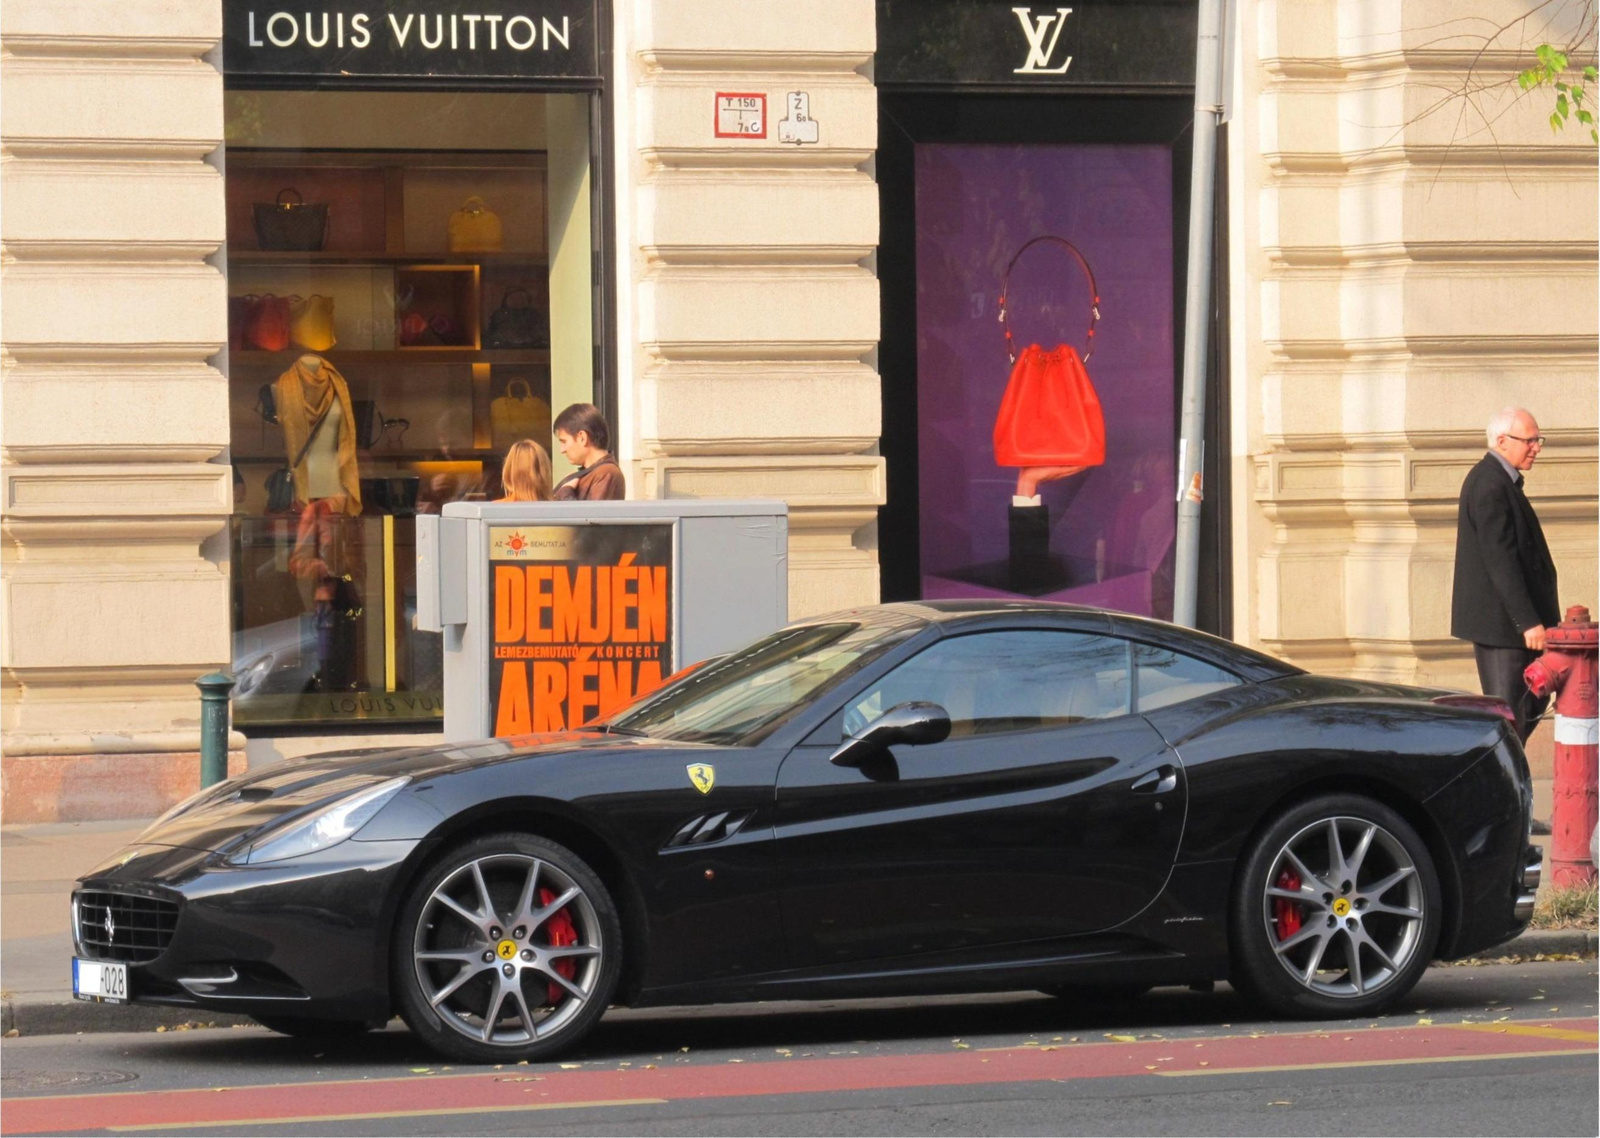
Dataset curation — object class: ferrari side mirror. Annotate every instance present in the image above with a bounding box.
[829,701,952,767]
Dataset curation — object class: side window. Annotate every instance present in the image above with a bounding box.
[1133,643,1241,712]
[844,630,1132,739]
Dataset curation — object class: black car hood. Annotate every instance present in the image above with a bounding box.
[129,731,678,855]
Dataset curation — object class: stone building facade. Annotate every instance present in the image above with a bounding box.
[2,0,1594,820]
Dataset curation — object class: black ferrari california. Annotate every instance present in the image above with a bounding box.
[71,602,1540,1062]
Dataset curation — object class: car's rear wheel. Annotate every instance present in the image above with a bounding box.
[1231,795,1440,1018]
[251,1014,376,1040]
[393,833,621,1063]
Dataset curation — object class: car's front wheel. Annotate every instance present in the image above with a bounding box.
[393,833,621,1063]
[1231,795,1440,1018]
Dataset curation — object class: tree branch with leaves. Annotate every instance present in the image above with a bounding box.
[1519,44,1599,141]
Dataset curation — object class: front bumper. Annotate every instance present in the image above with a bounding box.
[71,837,424,1023]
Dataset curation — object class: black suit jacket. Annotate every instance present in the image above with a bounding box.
[1451,453,1559,648]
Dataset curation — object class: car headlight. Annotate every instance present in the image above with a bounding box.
[227,777,410,866]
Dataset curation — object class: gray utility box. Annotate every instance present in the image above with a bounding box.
[417,500,788,742]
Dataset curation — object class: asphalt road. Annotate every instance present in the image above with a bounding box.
[3,960,1595,1137]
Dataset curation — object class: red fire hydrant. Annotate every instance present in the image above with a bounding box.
[1524,605,1599,887]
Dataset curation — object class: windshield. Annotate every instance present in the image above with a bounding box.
[603,621,916,745]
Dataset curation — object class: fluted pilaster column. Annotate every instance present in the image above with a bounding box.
[2,0,234,818]
[620,0,883,617]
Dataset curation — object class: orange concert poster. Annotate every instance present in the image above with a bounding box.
[487,524,673,736]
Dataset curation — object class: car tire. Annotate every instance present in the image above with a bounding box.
[393,833,622,1064]
[251,1014,376,1040]
[1230,794,1441,1019]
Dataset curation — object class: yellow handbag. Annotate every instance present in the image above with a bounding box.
[490,379,551,450]
[448,196,503,252]
[288,294,336,351]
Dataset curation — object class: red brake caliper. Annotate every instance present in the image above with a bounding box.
[1274,869,1303,940]
[540,886,578,1005]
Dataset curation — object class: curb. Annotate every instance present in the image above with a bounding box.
[4,930,1594,1040]
[2,999,252,1038]
[1471,927,1600,959]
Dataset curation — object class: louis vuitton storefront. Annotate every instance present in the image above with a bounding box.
[5,0,1593,819]
[218,2,612,735]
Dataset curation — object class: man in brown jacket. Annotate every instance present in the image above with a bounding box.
[552,403,625,501]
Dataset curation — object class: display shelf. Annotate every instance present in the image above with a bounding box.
[230,349,549,365]
[230,251,547,266]
[231,450,501,463]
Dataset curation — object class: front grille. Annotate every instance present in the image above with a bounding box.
[74,891,180,964]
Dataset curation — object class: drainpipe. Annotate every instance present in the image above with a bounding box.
[1172,0,1230,628]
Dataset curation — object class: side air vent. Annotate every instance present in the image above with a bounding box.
[663,810,754,850]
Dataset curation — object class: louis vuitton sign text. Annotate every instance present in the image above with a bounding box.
[224,1,598,82]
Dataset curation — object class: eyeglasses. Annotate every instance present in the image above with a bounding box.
[1506,434,1547,447]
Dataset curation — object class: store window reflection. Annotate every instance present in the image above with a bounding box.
[224,90,597,730]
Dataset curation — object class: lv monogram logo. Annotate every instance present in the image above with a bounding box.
[1012,6,1074,75]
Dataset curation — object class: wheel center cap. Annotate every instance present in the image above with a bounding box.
[496,939,518,960]
[1332,897,1352,917]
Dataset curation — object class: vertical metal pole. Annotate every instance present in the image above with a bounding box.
[196,672,236,788]
[1172,0,1228,628]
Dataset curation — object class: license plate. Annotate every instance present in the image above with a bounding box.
[72,958,128,1003]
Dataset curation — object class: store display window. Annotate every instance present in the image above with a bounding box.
[224,90,600,730]
[912,143,1177,620]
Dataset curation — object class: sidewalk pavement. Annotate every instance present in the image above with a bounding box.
[4,780,1594,1038]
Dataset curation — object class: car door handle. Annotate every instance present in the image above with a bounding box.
[1131,765,1178,795]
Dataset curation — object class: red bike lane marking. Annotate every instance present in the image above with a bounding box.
[3,1018,1594,1134]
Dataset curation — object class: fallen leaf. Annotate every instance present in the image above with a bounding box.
[1106,1034,1137,1043]
[1416,1017,1434,1026]
[1269,1100,1293,1106]
[559,1063,582,1069]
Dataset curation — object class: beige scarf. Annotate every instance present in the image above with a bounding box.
[274,356,361,515]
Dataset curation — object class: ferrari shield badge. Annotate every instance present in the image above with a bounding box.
[686,763,716,795]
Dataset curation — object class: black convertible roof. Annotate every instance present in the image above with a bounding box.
[800,600,1301,683]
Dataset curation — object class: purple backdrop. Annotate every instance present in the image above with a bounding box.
[914,143,1176,619]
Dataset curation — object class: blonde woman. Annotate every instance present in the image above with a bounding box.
[498,439,553,502]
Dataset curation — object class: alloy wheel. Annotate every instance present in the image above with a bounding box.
[412,853,604,1046]
[1260,816,1425,999]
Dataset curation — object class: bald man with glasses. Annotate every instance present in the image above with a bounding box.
[1452,407,1559,749]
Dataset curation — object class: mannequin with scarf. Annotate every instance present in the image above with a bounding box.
[277,354,364,690]
[274,354,362,515]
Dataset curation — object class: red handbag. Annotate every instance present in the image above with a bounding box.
[240,294,291,352]
[992,237,1106,468]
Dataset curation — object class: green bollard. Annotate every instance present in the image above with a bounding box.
[195,672,236,788]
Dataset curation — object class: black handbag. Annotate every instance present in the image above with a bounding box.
[483,287,549,349]
[253,188,329,251]
[265,407,330,513]
[351,400,410,450]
